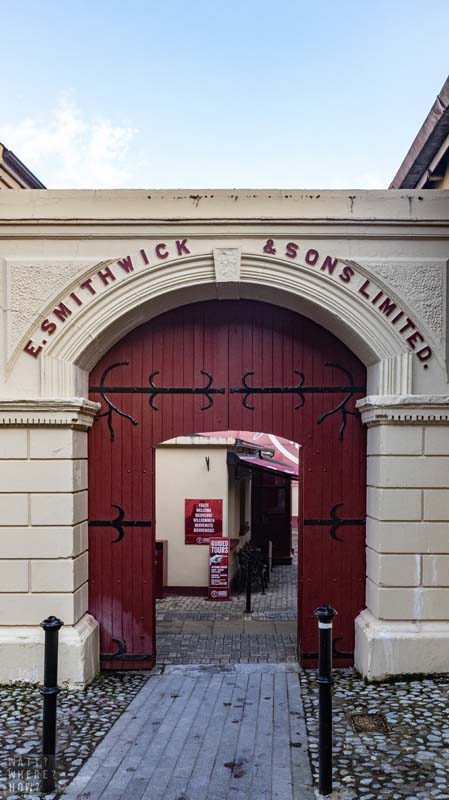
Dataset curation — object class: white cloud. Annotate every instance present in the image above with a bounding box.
[0,96,139,188]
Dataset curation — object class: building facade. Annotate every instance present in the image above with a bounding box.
[0,189,448,685]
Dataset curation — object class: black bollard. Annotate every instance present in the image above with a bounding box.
[314,604,337,797]
[40,615,64,794]
[244,562,252,613]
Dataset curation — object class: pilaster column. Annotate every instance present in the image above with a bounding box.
[0,398,100,687]
[356,395,449,680]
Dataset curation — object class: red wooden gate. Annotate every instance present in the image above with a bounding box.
[88,299,366,669]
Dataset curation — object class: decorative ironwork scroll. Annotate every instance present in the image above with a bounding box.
[147,370,225,411]
[230,370,305,410]
[230,361,365,439]
[89,504,152,543]
[91,360,365,441]
[316,362,363,440]
[303,503,365,542]
[90,361,138,442]
[100,638,153,662]
[90,362,225,441]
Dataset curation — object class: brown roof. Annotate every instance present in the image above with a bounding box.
[0,143,46,189]
[389,76,449,189]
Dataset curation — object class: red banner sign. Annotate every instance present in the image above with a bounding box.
[209,537,230,601]
[185,498,223,545]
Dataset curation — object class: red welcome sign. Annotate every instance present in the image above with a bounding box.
[185,499,223,545]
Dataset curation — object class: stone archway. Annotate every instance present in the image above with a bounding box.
[34,249,419,398]
[1,215,447,686]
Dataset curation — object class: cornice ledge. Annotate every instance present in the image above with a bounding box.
[357,395,449,425]
[0,397,100,429]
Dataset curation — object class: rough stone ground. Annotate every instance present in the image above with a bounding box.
[156,533,298,623]
[155,571,296,620]
[156,630,297,665]
[0,673,149,799]
[4,531,449,798]
[155,535,298,665]
[4,668,449,798]
[301,669,449,800]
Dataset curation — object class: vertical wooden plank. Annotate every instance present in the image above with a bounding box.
[272,671,294,800]
[261,304,274,436]
[249,671,274,799]
[118,347,134,663]
[193,305,206,435]
[239,300,255,434]
[271,306,285,439]
[214,301,230,434]
[183,307,195,436]
[249,302,264,435]
[228,302,244,432]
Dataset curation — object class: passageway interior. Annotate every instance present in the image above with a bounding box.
[154,430,300,665]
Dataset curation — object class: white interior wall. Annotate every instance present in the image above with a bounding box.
[156,443,229,587]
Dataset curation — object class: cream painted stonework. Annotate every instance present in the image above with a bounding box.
[0,400,98,686]
[213,247,241,298]
[360,260,447,349]
[356,396,449,679]
[5,259,94,359]
[0,189,448,685]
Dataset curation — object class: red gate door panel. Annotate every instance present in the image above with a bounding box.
[88,299,366,669]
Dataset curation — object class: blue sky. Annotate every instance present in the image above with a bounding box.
[1,0,448,189]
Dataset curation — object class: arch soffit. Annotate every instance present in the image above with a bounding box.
[17,250,432,378]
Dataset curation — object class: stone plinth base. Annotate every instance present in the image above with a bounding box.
[0,613,99,688]
[355,609,449,680]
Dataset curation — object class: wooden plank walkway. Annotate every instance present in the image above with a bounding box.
[61,664,314,800]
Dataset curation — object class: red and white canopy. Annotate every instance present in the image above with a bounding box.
[204,430,300,477]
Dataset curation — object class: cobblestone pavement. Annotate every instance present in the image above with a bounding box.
[6,667,449,798]
[156,631,297,665]
[156,541,298,663]
[301,668,449,800]
[156,530,298,622]
[11,527,449,800]
[61,663,314,800]
[0,672,150,798]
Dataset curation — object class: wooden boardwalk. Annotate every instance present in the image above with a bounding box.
[61,664,314,800]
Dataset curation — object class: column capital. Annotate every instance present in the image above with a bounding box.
[0,398,100,430]
[357,394,449,426]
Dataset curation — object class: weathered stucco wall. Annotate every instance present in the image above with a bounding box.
[156,438,251,588]
[156,441,230,588]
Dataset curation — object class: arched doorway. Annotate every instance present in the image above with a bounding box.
[88,299,366,669]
